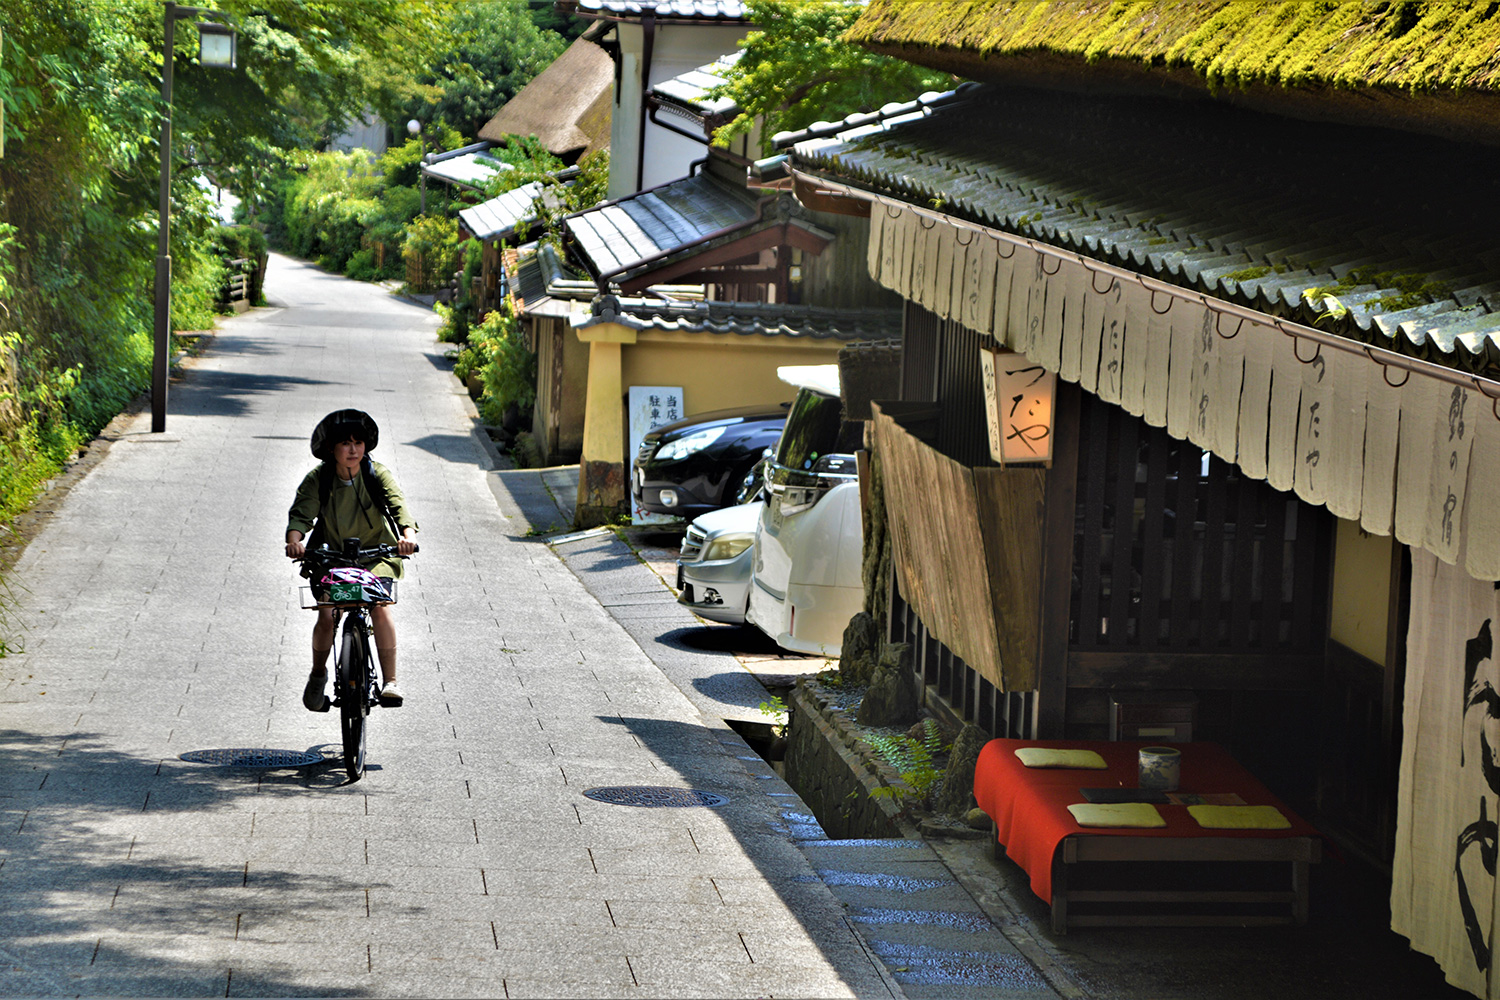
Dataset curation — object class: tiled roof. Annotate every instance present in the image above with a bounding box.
[507,244,589,319]
[565,173,761,280]
[574,295,900,342]
[421,149,507,191]
[458,182,545,242]
[569,0,749,21]
[784,84,1500,375]
[650,53,741,122]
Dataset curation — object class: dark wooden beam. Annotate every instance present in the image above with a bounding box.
[670,268,779,285]
[1036,379,1081,737]
[618,223,831,293]
[1067,651,1326,691]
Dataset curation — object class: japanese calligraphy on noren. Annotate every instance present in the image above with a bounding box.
[980,347,1056,466]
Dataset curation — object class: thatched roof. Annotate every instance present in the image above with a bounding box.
[478,37,613,161]
[846,1,1500,145]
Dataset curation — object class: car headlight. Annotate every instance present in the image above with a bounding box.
[654,426,726,462]
[702,533,753,562]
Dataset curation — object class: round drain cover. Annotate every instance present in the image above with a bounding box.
[179,748,325,768]
[583,786,729,808]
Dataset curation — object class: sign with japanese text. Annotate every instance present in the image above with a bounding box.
[980,347,1056,466]
[628,385,685,525]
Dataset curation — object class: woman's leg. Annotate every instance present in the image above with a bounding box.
[312,607,335,672]
[304,607,336,711]
[371,604,397,686]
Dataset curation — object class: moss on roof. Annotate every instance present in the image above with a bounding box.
[846,1,1500,93]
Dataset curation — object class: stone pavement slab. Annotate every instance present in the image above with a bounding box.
[539,499,1064,999]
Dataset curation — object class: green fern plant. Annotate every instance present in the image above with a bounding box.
[866,719,948,803]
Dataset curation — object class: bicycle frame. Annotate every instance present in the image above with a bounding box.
[297,539,413,781]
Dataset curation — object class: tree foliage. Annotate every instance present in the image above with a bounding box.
[481,136,610,256]
[389,2,566,140]
[0,0,444,536]
[710,0,955,154]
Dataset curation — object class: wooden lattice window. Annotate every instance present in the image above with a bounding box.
[1071,395,1332,652]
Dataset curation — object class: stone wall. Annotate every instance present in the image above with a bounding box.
[783,681,919,841]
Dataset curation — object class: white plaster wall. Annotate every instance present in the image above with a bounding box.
[608,22,749,198]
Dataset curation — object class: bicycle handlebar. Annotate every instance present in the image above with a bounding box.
[297,542,419,570]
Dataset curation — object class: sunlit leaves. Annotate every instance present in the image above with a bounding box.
[710,0,954,155]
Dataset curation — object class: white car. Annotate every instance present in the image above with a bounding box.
[746,366,865,657]
[676,501,762,625]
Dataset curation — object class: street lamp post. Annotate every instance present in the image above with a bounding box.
[407,119,426,216]
[154,2,236,433]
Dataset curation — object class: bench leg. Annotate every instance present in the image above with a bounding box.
[1292,860,1310,925]
[1051,856,1069,934]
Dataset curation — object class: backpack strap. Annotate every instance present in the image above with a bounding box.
[307,464,335,552]
[361,458,403,540]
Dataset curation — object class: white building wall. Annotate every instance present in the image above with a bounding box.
[329,112,389,158]
[607,22,748,199]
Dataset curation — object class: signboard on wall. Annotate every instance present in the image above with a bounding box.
[980,347,1056,466]
[627,385,684,525]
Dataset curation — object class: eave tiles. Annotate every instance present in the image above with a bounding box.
[575,295,900,341]
[783,84,1500,375]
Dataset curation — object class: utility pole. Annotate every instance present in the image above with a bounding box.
[154,3,236,433]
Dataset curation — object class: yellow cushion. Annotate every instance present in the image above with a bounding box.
[1067,802,1166,828]
[1188,804,1291,830]
[1014,748,1107,769]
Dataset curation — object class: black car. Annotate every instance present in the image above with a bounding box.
[632,403,788,518]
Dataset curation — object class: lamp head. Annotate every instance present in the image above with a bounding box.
[406,119,421,136]
[197,22,236,70]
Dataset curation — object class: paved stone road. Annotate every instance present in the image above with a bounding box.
[0,255,898,998]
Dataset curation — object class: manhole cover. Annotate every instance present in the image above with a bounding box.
[582,786,729,808]
[179,748,325,768]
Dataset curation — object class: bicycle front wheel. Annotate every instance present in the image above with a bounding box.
[336,618,370,781]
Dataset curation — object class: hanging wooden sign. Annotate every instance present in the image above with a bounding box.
[980,347,1056,466]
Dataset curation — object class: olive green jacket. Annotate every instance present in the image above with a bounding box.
[286,461,417,579]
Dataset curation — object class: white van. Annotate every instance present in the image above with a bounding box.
[746,366,865,656]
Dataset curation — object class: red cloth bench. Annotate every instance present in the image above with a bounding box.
[974,738,1321,932]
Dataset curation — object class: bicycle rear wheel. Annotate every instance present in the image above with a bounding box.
[336,617,370,781]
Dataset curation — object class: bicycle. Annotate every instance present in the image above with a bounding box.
[298,538,417,781]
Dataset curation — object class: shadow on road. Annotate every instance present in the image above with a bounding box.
[0,728,377,995]
[665,623,783,656]
[172,369,337,419]
[403,433,480,463]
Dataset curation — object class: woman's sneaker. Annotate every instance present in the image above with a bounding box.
[303,670,330,712]
[379,681,404,707]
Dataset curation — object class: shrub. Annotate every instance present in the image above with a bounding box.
[210,225,270,303]
[434,301,470,344]
[344,247,381,282]
[465,302,535,424]
[402,214,463,293]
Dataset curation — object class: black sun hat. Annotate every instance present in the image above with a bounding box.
[310,409,379,460]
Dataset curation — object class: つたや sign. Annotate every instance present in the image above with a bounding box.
[980,347,1056,466]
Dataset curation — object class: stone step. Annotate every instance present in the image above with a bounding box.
[798,837,936,864]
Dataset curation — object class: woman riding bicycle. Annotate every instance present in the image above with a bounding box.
[285,409,418,710]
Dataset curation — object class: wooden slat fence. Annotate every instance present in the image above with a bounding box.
[1069,392,1333,654]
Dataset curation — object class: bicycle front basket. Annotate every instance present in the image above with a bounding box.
[319,566,392,603]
